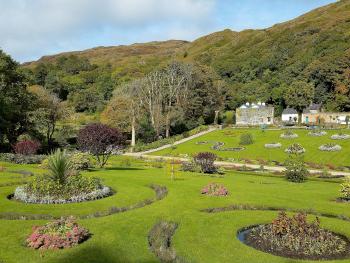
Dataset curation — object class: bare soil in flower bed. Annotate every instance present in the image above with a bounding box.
[336,197,350,203]
[238,225,350,261]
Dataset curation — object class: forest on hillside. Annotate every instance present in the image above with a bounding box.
[1,0,350,151]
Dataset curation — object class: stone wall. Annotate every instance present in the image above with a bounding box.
[236,107,274,125]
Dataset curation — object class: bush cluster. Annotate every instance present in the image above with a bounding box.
[285,154,309,183]
[340,177,350,200]
[285,143,305,154]
[194,152,217,174]
[239,133,254,145]
[27,217,90,249]
[201,182,229,196]
[13,140,41,155]
[248,212,347,258]
[0,153,46,164]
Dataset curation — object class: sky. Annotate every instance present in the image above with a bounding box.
[0,0,336,63]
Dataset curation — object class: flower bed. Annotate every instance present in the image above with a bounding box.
[211,142,245,152]
[196,141,209,145]
[264,143,281,149]
[285,143,305,154]
[201,182,229,196]
[331,134,350,140]
[308,131,327,136]
[319,143,342,152]
[238,212,350,260]
[27,217,90,250]
[14,184,112,204]
[280,133,298,139]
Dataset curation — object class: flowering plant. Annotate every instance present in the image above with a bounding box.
[201,182,229,196]
[27,217,90,250]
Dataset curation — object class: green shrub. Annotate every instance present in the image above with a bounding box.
[340,177,350,200]
[285,154,309,183]
[69,152,91,170]
[239,133,254,145]
[47,149,73,185]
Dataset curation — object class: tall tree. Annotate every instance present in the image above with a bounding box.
[283,81,315,122]
[0,50,34,145]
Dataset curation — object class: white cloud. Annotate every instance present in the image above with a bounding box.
[0,0,215,62]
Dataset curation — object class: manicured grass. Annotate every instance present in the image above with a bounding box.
[152,128,350,167]
[0,156,350,262]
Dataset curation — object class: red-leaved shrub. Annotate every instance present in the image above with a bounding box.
[194,152,217,174]
[14,140,41,155]
[27,217,90,250]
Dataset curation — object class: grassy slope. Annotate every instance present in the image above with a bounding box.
[152,128,350,167]
[1,157,350,262]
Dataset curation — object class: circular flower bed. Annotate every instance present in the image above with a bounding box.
[27,217,90,250]
[201,182,228,196]
[285,143,305,154]
[331,134,350,140]
[264,143,281,149]
[308,131,327,136]
[238,212,350,260]
[14,182,112,204]
[319,143,342,152]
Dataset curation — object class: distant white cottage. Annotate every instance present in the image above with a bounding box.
[282,108,298,123]
[236,102,274,125]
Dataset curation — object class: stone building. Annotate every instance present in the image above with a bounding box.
[301,103,350,125]
[236,102,274,125]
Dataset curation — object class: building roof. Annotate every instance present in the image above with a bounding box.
[239,102,271,109]
[303,103,322,113]
[282,108,298,115]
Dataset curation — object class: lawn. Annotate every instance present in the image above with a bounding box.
[152,128,350,168]
[1,156,350,263]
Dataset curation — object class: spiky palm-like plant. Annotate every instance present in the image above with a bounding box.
[47,149,72,185]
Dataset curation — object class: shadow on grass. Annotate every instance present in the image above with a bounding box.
[46,245,157,263]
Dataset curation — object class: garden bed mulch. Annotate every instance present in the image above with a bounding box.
[238,224,350,261]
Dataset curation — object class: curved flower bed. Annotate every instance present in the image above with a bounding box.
[27,217,90,249]
[331,134,350,140]
[285,143,305,154]
[14,185,112,204]
[264,143,281,149]
[201,182,229,196]
[319,143,342,152]
[308,131,327,136]
[211,142,245,152]
[238,212,350,260]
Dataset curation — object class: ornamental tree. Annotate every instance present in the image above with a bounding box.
[194,152,217,174]
[77,123,125,168]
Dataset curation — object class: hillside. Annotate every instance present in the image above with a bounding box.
[25,40,189,78]
[24,0,350,113]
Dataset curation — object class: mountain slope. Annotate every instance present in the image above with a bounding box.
[25,0,350,112]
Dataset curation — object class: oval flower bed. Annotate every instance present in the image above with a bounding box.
[201,182,229,196]
[285,143,305,154]
[211,142,245,152]
[319,143,342,152]
[238,212,350,260]
[308,131,327,136]
[27,217,90,250]
[264,143,281,149]
[331,134,350,140]
[280,131,298,139]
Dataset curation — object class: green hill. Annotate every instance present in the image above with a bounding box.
[24,0,350,113]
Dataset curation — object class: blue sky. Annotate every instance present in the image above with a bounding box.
[0,0,336,62]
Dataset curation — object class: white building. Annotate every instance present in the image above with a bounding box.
[282,108,298,123]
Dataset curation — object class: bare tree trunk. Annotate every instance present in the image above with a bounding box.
[131,115,136,147]
[214,110,219,125]
[165,112,170,138]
